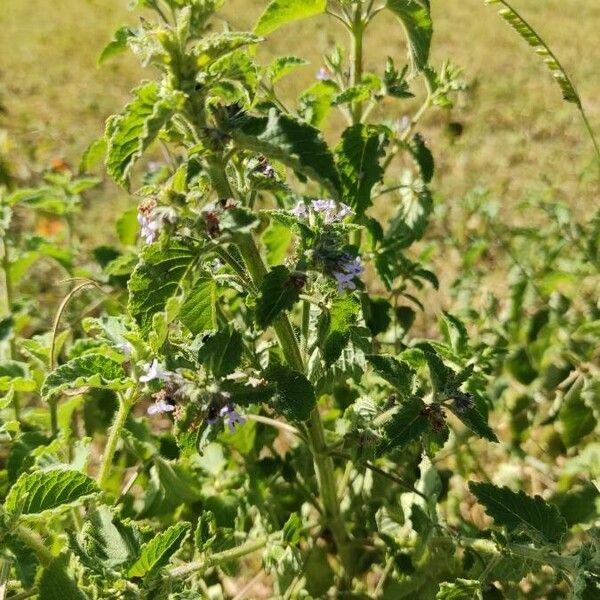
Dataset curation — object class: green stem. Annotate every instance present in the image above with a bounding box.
[97,390,135,490]
[350,10,365,124]
[14,525,53,566]
[206,154,353,580]
[169,536,269,578]
[1,236,19,420]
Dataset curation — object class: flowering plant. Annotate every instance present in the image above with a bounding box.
[0,1,598,598]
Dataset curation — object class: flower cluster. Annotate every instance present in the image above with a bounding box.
[140,359,183,416]
[137,199,177,244]
[291,199,353,224]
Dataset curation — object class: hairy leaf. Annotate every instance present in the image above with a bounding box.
[367,354,415,399]
[232,109,342,199]
[197,326,243,378]
[180,278,217,335]
[4,469,99,516]
[41,354,128,400]
[335,124,389,215]
[256,266,302,328]
[381,398,429,451]
[559,377,596,448]
[469,482,567,546]
[436,579,482,599]
[39,558,89,600]
[322,295,361,366]
[264,364,316,422]
[255,0,326,36]
[106,82,179,187]
[128,522,191,578]
[447,396,498,443]
[128,240,198,334]
[386,0,433,71]
[195,32,261,68]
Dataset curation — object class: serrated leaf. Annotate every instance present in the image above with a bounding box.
[381,398,429,451]
[485,0,580,105]
[386,0,433,71]
[41,354,128,400]
[264,364,316,422]
[39,558,89,600]
[268,56,309,83]
[197,326,243,378]
[255,0,326,36]
[128,240,198,334]
[41,353,128,400]
[106,82,178,187]
[447,396,498,443]
[469,482,567,546]
[195,32,261,68]
[367,354,415,399]
[232,109,341,199]
[408,133,434,183]
[436,579,482,599]
[4,469,99,516]
[559,377,596,448]
[220,206,261,234]
[335,124,389,215]
[256,265,302,328]
[99,25,134,65]
[180,278,217,335]
[322,295,361,366]
[127,522,191,578]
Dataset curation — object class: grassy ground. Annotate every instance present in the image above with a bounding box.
[1,0,598,221]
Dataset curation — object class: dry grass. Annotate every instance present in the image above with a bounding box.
[0,0,598,226]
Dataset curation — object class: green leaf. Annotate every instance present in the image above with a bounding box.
[197,326,243,378]
[4,534,38,588]
[381,398,429,451]
[256,265,303,329]
[81,505,138,568]
[99,25,133,65]
[39,558,90,600]
[559,377,597,448]
[195,32,261,68]
[386,0,433,71]
[106,82,179,187]
[408,133,434,183]
[128,240,198,334]
[321,296,361,366]
[0,361,36,392]
[180,278,217,335]
[264,364,316,422]
[447,395,498,443]
[485,0,580,105]
[127,522,191,578]
[255,0,326,36]
[263,222,293,265]
[335,124,389,215]
[41,354,128,400]
[4,469,99,516]
[366,354,415,399]
[469,482,568,546]
[116,207,139,246]
[219,206,261,234]
[268,56,309,83]
[436,579,482,599]
[232,109,342,200]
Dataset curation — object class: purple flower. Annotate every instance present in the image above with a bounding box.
[220,405,246,432]
[291,201,308,218]
[137,203,177,244]
[311,199,353,224]
[332,254,363,293]
[139,359,171,383]
[138,212,160,244]
[147,400,175,416]
[316,67,332,81]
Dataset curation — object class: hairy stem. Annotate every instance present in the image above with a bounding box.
[169,536,269,578]
[14,525,53,566]
[97,390,135,490]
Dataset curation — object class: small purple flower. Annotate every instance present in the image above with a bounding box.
[332,254,363,293]
[137,201,177,244]
[311,199,353,224]
[291,201,308,218]
[138,212,160,244]
[139,359,171,383]
[147,400,175,416]
[316,67,332,81]
[220,405,246,432]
